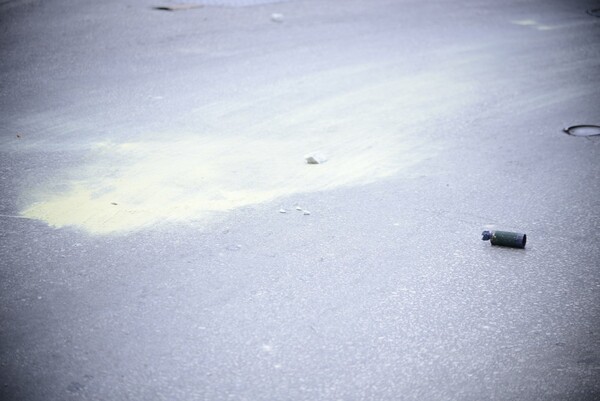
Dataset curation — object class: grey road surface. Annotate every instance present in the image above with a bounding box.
[1,0,600,400]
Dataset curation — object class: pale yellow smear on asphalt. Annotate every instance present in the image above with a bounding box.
[22,70,468,234]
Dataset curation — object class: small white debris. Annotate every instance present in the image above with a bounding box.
[270,13,284,23]
[295,206,303,211]
[303,210,311,215]
[304,152,327,165]
[279,209,287,214]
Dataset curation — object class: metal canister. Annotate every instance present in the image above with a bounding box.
[481,230,526,249]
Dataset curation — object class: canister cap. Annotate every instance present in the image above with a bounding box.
[481,230,492,241]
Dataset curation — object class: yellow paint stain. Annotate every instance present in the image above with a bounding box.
[23,134,423,234]
[511,19,558,31]
[511,19,538,26]
[22,71,469,234]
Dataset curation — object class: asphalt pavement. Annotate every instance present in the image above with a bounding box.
[1,0,600,400]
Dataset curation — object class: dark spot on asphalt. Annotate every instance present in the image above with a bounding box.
[67,381,84,393]
[587,9,600,18]
[577,355,599,365]
[152,5,203,11]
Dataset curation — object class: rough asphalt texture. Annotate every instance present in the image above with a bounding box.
[1,0,600,400]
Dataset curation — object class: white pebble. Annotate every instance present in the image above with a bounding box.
[304,152,327,164]
[270,13,284,23]
[279,209,287,214]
